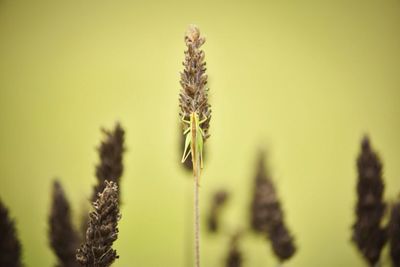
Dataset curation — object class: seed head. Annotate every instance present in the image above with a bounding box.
[207,190,229,232]
[49,180,80,267]
[389,201,400,267]
[0,199,22,267]
[225,232,242,267]
[179,24,211,138]
[250,151,296,261]
[92,123,125,203]
[352,136,387,266]
[77,181,121,267]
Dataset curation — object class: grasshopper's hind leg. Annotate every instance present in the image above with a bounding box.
[183,127,190,135]
[196,132,204,169]
[181,133,192,163]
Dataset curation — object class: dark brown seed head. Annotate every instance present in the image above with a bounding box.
[0,199,22,267]
[77,181,121,267]
[49,180,80,267]
[92,123,125,203]
[268,222,297,261]
[225,232,242,267]
[251,151,274,232]
[389,201,400,267]
[207,190,229,232]
[352,136,387,266]
[179,24,211,138]
[250,151,296,261]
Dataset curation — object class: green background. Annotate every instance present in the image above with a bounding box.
[1,1,400,266]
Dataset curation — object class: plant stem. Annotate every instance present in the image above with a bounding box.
[184,181,193,267]
[193,156,201,267]
[190,115,201,267]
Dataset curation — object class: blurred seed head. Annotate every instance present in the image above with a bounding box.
[92,122,125,203]
[0,198,22,267]
[49,180,80,267]
[352,136,387,266]
[250,151,296,261]
[225,231,242,267]
[389,201,400,267]
[207,190,229,233]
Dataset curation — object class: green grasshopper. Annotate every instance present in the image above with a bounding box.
[181,112,208,172]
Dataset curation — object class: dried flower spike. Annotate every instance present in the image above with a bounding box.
[250,152,271,233]
[49,180,80,267]
[250,151,296,262]
[179,24,211,267]
[179,24,211,135]
[225,232,242,267]
[352,136,387,266]
[207,190,229,232]
[179,24,211,168]
[77,181,121,267]
[92,123,125,203]
[389,201,400,267]
[0,198,22,267]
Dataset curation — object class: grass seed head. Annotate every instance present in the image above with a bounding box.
[352,136,387,266]
[179,24,211,138]
[49,180,80,267]
[0,199,22,267]
[77,181,121,267]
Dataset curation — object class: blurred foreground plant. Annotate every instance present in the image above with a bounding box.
[92,123,125,203]
[0,198,22,267]
[207,190,229,233]
[389,201,400,267]
[250,151,296,262]
[49,180,80,267]
[352,136,387,266]
[225,232,242,267]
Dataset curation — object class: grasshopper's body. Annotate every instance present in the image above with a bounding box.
[181,112,207,171]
